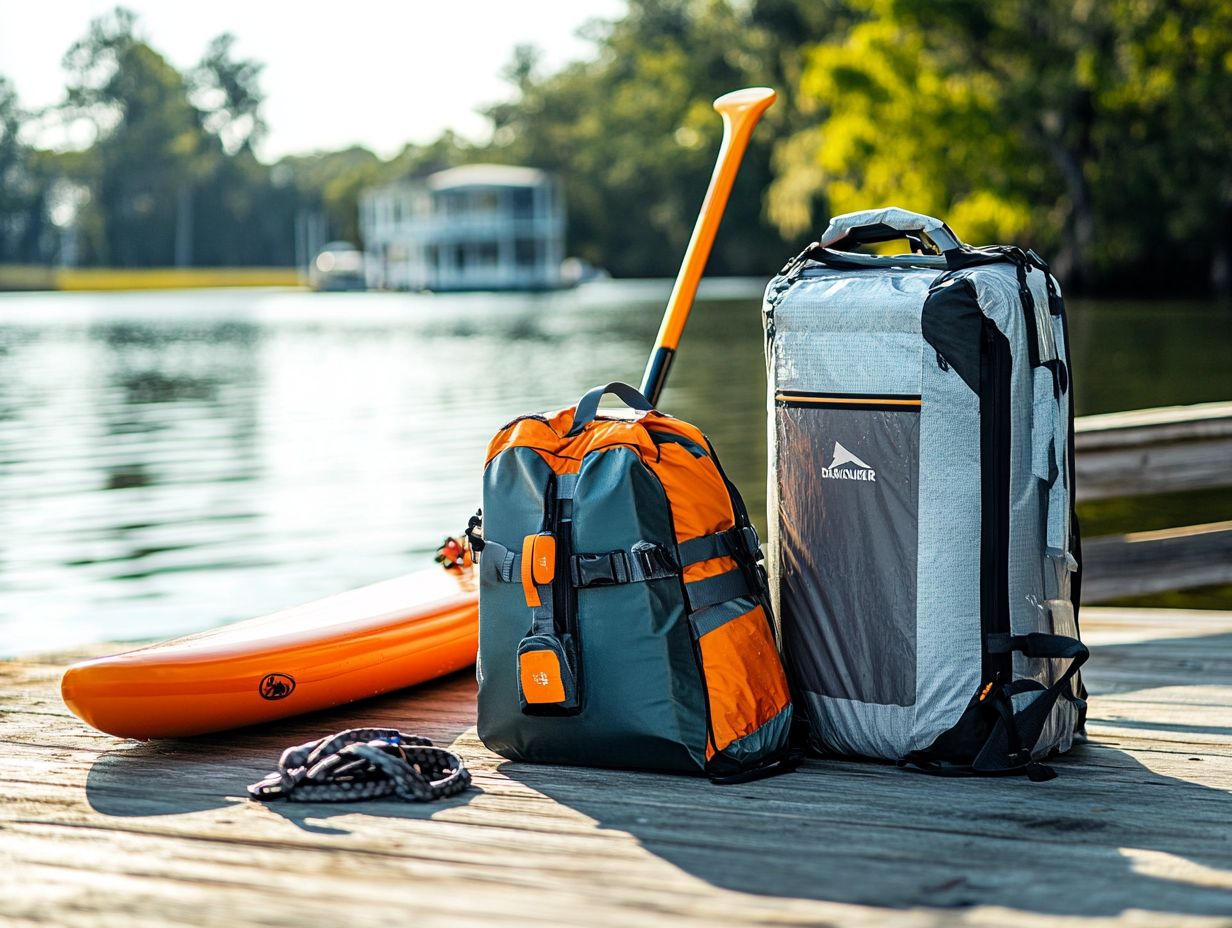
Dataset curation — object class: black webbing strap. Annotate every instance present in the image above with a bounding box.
[987,632,1088,665]
[677,526,762,568]
[978,632,1088,779]
[708,749,803,785]
[990,630,1089,709]
[479,540,519,583]
[488,541,679,589]
[901,631,1088,781]
[685,568,761,612]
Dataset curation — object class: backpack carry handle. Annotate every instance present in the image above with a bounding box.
[567,382,655,436]
[821,207,964,256]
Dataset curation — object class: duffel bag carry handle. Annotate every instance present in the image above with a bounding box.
[821,207,964,256]
[567,382,655,436]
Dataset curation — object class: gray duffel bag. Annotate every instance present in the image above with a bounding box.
[764,207,1087,780]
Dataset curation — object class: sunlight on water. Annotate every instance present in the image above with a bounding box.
[0,283,1228,655]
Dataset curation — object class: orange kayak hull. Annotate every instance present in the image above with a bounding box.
[61,566,478,740]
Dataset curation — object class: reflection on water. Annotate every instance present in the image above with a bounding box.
[0,283,1229,655]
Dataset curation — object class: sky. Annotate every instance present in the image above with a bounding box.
[0,0,627,161]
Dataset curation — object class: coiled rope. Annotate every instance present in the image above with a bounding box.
[247,728,471,803]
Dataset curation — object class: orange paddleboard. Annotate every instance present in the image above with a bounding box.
[61,565,478,740]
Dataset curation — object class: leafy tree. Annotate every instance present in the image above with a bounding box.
[770,0,1232,292]
[62,7,211,265]
[4,0,1226,292]
[0,76,62,263]
[482,0,824,276]
[192,33,266,156]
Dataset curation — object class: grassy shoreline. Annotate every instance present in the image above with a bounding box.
[0,265,304,291]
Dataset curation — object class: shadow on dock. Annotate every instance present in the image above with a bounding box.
[77,635,1232,917]
[500,630,1232,918]
[84,671,480,831]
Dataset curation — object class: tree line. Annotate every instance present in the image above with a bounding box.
[1,0,1228,294]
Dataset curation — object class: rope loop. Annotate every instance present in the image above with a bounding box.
[248,728,471,803]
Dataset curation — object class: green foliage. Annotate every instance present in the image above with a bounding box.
[61,8,210,265]
[1,0,1228,288]
[192,33,266,155]
[482,0,847,276]
[771,0,1232,292]
[0,75,48,262]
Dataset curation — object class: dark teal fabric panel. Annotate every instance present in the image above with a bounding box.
[476,447,556,755]
[569,447,706,771]
[711,703,793,773]
[477,445,706,773]
[688,596,754,638]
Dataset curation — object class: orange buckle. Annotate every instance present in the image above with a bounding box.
[520,533,555,607]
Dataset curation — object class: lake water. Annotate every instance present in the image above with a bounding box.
[1,281,1229,656]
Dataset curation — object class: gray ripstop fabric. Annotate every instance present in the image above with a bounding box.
[765,211,1083,767]
[820,207,960,252]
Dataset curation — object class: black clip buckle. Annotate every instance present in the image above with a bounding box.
[571,552,628,588]
[631,541,676,579]
[737,525,762,561]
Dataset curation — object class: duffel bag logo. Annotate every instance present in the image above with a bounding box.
[820,442,877,482]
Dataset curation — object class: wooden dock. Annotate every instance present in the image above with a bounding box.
[2,606,1230,927]
[1076,401,1232,602]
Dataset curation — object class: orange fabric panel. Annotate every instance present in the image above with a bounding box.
[644,438,741,583]
[645,443,736,539]
[486,405,747,584]
[697,605,791,754]
[519,649,566,704]
[485,408,666,475]
[683,554,738,584]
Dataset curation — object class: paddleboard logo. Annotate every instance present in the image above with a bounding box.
[820,441,876,482]
[259,673,296,700]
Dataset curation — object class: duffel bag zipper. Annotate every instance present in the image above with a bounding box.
[774,391,923,411]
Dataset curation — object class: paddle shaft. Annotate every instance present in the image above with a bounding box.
[639,87,777,405]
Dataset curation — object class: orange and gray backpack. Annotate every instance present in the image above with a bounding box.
[471,382,794,781]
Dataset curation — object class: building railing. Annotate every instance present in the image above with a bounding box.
[364,213,563,243]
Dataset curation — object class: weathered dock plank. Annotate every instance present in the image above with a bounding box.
[1082,521,1232,602]
[1075,401,1232,501]
[2,607,1231,928]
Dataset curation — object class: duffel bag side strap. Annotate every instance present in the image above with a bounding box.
[899,632,1088,782]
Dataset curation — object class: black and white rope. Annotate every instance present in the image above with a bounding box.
[247,728,471,803]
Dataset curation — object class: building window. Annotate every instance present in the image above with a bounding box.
[514,238,538,267]
[467,190,495,213]
[512,187,534,219]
